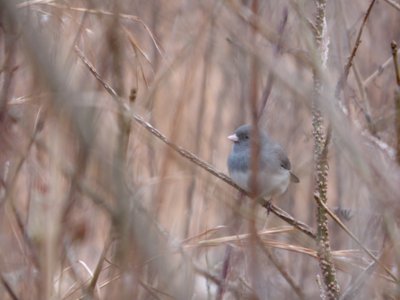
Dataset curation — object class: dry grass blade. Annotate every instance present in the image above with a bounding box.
[0,274,19,300]
[184,226,295,247]
[187,233,397,284]
[18,2,164,57]
[122,26,152,66]
[381,0,400,11]
[181,225,228,244]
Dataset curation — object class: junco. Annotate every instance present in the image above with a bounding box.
[227,124,299,199]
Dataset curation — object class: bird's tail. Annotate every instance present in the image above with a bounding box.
[290,172,300,183]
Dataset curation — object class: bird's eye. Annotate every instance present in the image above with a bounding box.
[244,135,249,139]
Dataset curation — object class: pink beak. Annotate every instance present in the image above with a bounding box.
[228,134,239,142]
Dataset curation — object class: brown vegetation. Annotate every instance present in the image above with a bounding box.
[0,0,399,299]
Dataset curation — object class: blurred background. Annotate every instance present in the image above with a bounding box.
[0,0,399,299]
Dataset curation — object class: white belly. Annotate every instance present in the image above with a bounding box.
[230,169,290,198]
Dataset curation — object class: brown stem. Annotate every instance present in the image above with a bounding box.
[391,41,400,165]
[391,41,400,86]
[313,0,340,298]
[335,0,377,98]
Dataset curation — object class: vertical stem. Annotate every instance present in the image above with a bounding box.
[248,0,263,296]
[395,90,400,165]
[313,0,340,299]
[391,41,400,165]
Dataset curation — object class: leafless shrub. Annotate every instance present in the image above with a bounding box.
[0,1,399,299]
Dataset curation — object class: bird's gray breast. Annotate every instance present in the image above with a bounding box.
[227,146,251,189]
[227,142,290,196]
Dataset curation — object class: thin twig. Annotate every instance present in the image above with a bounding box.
[390,41,400,165]
[257,8,288,120]
[335,0,374,133]
[351,62,377,135]
[216,244,232,300]
[0,273,19,300]
[254,234,306,299]
[335,0,377,98]
[381,0,400,11]
[391,41,400,86]
[0,113,43,269]
[193,264,245,299]
[363,48,400,87]
[86,235,113,297]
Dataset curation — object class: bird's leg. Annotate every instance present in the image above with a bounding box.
[263,198,273,215]
[265,200,272,215]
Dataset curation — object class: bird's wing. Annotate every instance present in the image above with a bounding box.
[276,146,300,183]
[276,146,291,170]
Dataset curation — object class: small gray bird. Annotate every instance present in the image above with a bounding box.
[227,124,299,199]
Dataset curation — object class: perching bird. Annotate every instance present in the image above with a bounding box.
[227,124,299,199]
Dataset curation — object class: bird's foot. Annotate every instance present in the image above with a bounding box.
[264,200,272,215]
